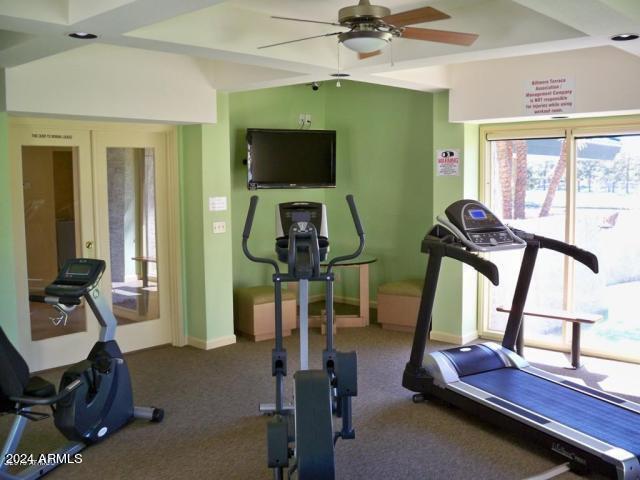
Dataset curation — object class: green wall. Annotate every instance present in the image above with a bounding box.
[0,111,19,340]
[228,81,436,307]
[324,81,434,301]
[180,124,206,340]
[180,94,234,345]
[229,84,328,290]
[431,92,480,339]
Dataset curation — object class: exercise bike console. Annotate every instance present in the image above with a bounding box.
[45,258,105,298]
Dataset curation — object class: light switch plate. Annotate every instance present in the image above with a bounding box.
[209,196,227,212]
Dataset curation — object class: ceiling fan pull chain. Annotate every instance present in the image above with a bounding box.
[390,41,394,67]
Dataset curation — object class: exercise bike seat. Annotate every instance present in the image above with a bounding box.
[23,376,56,399]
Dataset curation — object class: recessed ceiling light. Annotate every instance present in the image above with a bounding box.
[330,73,350,78]
[611,33,639,41]
[68,32,98,40]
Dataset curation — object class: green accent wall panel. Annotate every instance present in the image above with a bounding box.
[324,81,434,302]
[0,111,18,340]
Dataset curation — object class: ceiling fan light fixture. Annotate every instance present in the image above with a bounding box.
[339,30,392,53]
[611,33,639,41]
[68,32,98,39]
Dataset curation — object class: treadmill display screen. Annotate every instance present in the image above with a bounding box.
[469,209,487,220]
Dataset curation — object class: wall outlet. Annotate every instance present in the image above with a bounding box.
[298,113,306,127]
[213,221,226,234]
[305,113,312,125]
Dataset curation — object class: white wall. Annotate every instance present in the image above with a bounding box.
[5,44,217,124]
[449,46,640,123]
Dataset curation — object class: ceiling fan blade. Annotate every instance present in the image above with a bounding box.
[358,50,382,60]
[258,31,343,49]
[401,27,478,46]
[382,7,450,27]
[272,16,342,26]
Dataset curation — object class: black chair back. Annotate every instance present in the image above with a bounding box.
[0,326,30,412]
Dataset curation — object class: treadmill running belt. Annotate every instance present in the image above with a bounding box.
[462,368,640,457]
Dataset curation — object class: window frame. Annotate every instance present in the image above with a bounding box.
[478,117,640,364]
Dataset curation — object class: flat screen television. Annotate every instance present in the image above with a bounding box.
[247,128,336,189]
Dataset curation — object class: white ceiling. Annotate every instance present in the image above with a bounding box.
[1,0,639,92]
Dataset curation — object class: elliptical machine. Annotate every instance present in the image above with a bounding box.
[0,258,163,480]
[242,195,365,480]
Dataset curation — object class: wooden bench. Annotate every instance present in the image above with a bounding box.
[234,286,297,342]
[131,256,156,287]
[377,279,423,332]
[496,306,602,369]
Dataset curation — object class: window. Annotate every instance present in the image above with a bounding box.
[481,124,640,362]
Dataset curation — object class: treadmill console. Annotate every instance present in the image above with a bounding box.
[437,200,525,252]
[45,258,106,298]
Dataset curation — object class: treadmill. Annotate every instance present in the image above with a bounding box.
[403,199,640,480]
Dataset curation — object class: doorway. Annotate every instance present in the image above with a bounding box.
[10,120,181,371]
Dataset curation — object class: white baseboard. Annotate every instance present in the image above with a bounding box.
[188,334,236,350]
[430,330,479,346]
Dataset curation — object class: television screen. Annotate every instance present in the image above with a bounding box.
[247,129,336,189]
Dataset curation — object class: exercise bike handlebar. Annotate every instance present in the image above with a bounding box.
[511,228,599,274]
[327,195,366,272]
[10,378,83,407]
[242,196,281,274]
[29,294,81,306]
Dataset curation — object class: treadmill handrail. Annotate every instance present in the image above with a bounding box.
[422,237,499,286]
[511,228,598,274]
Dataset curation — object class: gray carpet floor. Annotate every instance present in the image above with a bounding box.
[2,325,638,479]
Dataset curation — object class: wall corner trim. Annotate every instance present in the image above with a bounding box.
[188,334,236,350]
[430,329,479,346]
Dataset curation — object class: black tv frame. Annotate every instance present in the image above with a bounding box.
[246,128,336,190]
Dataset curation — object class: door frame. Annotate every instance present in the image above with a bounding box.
[92,130,175,352]
[9,116,184,370]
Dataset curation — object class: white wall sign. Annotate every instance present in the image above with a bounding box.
[209,196,227,212]
[436,149,460,176]
[524,77,575,116]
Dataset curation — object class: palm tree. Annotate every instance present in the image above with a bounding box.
[496,141,513,219]
[539,139,567,217]
[513,140,528,219]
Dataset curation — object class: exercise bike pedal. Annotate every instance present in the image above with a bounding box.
[18,409,50,421]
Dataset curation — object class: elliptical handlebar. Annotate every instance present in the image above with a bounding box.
[327,195,366,273]
[242,195,281,274]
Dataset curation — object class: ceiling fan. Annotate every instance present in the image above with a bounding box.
[258,0,479,59]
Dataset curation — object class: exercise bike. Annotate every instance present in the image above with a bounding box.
[242,195,365,480]
[0,258,163,480]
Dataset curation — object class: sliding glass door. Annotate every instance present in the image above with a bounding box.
[481,126,640,362]
[486,137,568,348]
[573,135,640,358]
